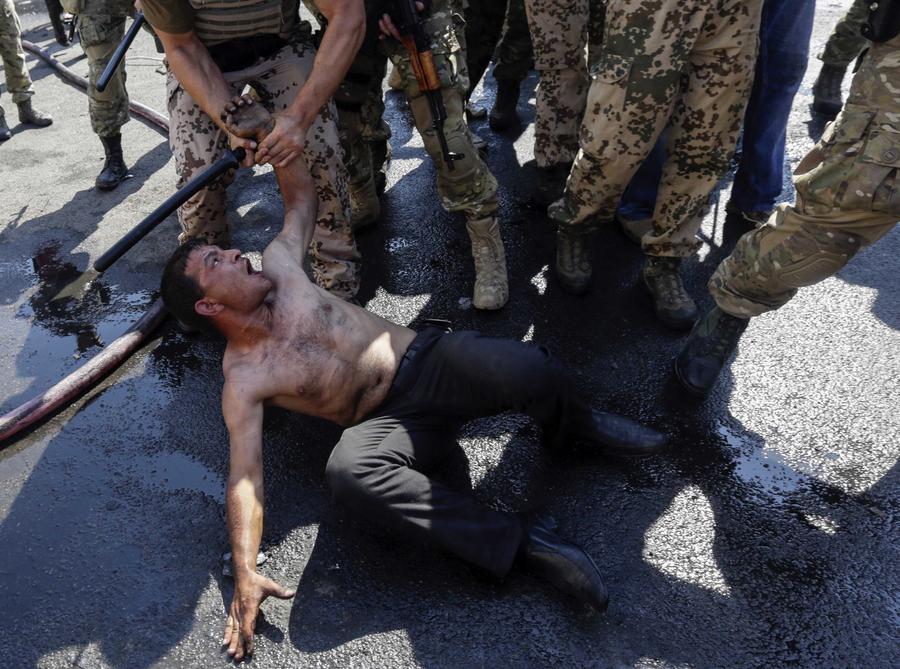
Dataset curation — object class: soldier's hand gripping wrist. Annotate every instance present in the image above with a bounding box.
[257,110,311,168]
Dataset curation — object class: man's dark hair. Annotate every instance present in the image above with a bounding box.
[160,239,218,335]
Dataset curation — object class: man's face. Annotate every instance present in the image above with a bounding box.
[186,245,273,316]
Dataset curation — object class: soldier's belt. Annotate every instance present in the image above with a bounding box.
[206,33,287,73]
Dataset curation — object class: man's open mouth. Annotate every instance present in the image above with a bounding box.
[243,257,255,275]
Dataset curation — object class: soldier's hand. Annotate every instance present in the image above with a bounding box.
[256,112,307,168]
[228,132,257,168]
[378,2,425,40]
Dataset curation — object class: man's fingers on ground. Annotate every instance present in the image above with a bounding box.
[223,613,235,645]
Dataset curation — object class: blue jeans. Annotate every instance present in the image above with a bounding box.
[618,0,815,217]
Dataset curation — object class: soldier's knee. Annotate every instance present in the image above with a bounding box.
[774,229,860,288]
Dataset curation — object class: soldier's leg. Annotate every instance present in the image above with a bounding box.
[386,1,507,310]
[335,40,389,231]
[0,0,34,104]
[548,0,703,296]
[819,0,870,68]
[463,0,504,100]
[489,0,533,131]
[813,0,870,118]
[676,89,900,394]
[79,12,132,189]
[643,0,763,260]
[523,0,588,169]
[251,41,360,299]
[167,69,240,246]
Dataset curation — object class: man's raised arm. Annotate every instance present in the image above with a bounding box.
[221,384,295,662]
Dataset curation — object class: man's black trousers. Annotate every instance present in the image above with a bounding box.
[325,327,604,577]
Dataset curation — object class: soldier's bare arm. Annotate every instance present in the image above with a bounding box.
[154,28,257,166]
[257,0,365,167]
[221,383,295,661]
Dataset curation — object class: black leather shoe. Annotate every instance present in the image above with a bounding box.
[519,512,608,612]
[589,410,667,457]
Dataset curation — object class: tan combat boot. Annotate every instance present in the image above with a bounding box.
[466,217,508,310]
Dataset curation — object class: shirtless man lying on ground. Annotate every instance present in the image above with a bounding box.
[160,95,668,661]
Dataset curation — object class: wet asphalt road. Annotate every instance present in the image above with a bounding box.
[1,1,898,667]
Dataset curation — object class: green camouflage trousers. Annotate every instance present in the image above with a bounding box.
[465,0,533,89]
[380,0,499,221]
[166,41,361,298]
[62,0,132,137]
[0,0,33,105]
[523,0,602,167]
[711,34,900,318]
[819,0,869,68]
[549,0,763,258]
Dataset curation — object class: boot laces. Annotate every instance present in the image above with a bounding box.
[657,269,688,305]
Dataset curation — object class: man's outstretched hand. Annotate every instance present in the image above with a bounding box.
[223,570,295,662]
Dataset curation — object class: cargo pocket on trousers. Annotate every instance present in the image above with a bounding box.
[858,127,900,217]
[797,109,876,214]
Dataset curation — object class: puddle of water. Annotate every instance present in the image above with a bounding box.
[129,452,224,504]
[718,423,807,499]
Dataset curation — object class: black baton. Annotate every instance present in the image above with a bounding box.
[96,13,145,93]
[93,147,246,272]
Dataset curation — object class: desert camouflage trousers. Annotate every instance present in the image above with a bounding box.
[711,35,900,318]
[550,0,763,258]
[166,41,360,298]
[819,0,869,68]
[0,0,33,104]
[523,0,602,167]
[380,0,498,221]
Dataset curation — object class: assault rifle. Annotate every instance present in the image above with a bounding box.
[389,0,461,170]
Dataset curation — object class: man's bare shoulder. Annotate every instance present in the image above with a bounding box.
[221,348,275,420]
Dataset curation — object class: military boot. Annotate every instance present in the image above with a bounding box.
[466,217,508,310]
[96,134,130,191]
[812,63,846,119]
[675,307,749,395]
[489,79,521,131]
[0,107,10,142]
[17,99,53,127]
[555,224,594,295]
[642,256,698,330]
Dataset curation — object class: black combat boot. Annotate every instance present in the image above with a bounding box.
[642,256,699,330]
[17,99,53,127]
[96,134,130,191]
[0,107,10,142]
[555,224,594,295]
[675,307,749,396]
[812,63,846,119]
[489,79,521,131]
